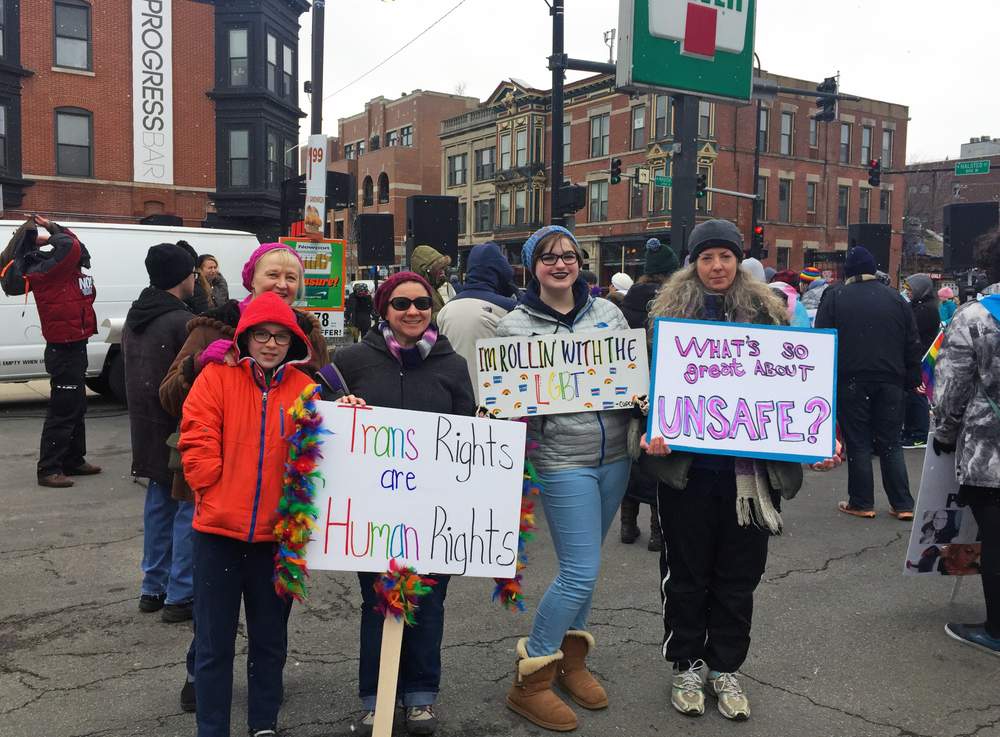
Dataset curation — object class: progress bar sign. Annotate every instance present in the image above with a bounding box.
[617,0,757,102]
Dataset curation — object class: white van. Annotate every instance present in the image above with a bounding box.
[0,220,259,401]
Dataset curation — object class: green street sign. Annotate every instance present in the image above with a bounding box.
[617,0,757,102]
[654,175,673,187]
[955,160,990,176]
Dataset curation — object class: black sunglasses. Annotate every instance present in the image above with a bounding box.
[389,296,433,311]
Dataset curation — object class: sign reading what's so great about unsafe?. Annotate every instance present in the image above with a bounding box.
[647,319,837,464]
[474,329,650,418]
[306,403,526,578]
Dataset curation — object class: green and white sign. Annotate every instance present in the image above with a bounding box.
[617,0,757,102]
[955,160,990,176]
[654,174,673,187]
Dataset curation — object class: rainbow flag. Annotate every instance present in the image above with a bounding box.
[922,330,944,402]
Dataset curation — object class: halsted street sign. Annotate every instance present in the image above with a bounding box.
[954,160,990,176]
[617,0,757,102]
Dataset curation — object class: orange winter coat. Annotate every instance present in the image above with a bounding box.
[179,292,314,543]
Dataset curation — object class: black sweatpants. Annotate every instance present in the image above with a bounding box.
[37,340,89,477]
[969,499,1000,638]
[656,468,770,673]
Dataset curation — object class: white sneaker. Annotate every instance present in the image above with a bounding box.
[670,659,706,716]
[708,671,751,721]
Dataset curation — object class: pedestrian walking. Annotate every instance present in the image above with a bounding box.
[329,271,476,736]
[436,241,517,387]
[618,237,680,552]
[901,273,940,448]
[20,215,101,488]
[178,291,316,737]
[934,231,1000,656]
[344,282,377,343]
[641,219,842,722]
[196,253,230,310]
[815,245,922,520]
[123,244,197,622]
[499,225,631,733]
[409,244,452,320]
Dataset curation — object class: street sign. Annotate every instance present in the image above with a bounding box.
[637,167,650,185]
[955,160,991,176]
[654,174,672,187]
[617,0,757,102]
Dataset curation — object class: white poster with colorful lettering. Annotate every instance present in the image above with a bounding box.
[647,319,837,463]
[305,403,527,577]
[474,329,650,418]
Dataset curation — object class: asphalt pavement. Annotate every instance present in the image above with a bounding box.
[1,391,998,737]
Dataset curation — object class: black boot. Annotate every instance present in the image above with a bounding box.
[647,503,663,552]
[620,496,640,544]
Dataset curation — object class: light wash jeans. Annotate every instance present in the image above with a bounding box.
[141,479,194,605]
[526,458,631,657]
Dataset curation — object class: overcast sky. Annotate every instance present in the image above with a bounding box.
[298,0,995,164]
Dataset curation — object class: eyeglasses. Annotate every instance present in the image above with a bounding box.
[389,296,433,311]
[249,329,292,346]
[538,251,579,266]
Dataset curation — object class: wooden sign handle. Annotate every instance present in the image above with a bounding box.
[371,616,405,737]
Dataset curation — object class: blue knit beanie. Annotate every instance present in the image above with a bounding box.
[521,225,580,269]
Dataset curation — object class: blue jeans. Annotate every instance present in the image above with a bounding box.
[357,572,450,709]
[141,479,194,605]
[193,531,291,737]
[526,458,631,657]
[902,390,930,444]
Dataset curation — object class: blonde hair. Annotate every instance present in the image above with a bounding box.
[253,248,306,302]
[649,263,788,325]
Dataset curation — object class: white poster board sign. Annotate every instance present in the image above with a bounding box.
[647,319,837,463]
[903,438,981,576]
[306,403,526,577]
[474,328,649,418]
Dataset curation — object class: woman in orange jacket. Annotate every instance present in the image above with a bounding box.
[179,291,317,737]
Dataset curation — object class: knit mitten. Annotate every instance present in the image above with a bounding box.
[197,338,234,370]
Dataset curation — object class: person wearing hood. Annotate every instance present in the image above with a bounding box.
[179,291,317,737]
[410,244,452,319]
[499,226,631,733]
[934,230,1000,656]
[123,244,197,622]
[939,286,959,325]
[901,273,940,448]
[815,246,922,520]
[345,282,377,342]
[437,241,517,386]
[330,272,476,737]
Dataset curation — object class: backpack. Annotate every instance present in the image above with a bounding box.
[0,220,37,296]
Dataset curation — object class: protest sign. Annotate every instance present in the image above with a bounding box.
[647,318,837,463]
[306,402,527,578]
[903,436,980,576]
[474,328,649,418]
[280,237,346,338]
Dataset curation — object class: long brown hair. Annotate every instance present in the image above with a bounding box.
[649,263,787,325]
[196,255,217,305]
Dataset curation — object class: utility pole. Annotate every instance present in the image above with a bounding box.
[670,95,699,260]
[310,0,325,135]
[549,0,566,227]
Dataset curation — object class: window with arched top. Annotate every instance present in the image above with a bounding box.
[377,173,389,204]
[362,175,374,207]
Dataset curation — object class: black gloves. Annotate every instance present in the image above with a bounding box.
[932,437,956,456]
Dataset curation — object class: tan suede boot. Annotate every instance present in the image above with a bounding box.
[506,638,578,732]
[557,630,608,709]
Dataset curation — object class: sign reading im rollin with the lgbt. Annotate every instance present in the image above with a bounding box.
[305,402,526,578]
[474,329,650,418]
[647,319,837,464]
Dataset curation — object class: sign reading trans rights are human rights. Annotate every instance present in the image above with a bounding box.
[474,329,650,418]
[306,403,526,578]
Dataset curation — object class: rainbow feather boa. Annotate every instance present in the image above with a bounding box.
[492,436,541,612]
[273,383,328,601]
[374,558,438,625]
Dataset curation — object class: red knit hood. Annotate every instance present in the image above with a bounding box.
[233,291,312,366]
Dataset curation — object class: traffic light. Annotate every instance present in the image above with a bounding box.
[695,172,708,198]
[752,225,765,254]
[610,158,622,185]
[813,76,838,123]
[867,158,882,187]
[556,184,587,215]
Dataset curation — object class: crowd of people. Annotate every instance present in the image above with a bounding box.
[5,211,998,737]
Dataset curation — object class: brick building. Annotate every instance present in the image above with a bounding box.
[0,0,307,239]
[324,90,479,278]
[441,71,909,285]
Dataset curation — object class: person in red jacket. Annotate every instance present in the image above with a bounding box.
[178,291,313,737]
[22,215,100,488]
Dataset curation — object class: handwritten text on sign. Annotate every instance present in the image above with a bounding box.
[647,319,837,463]
[306,403,526,577]
[475,329,650,418]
